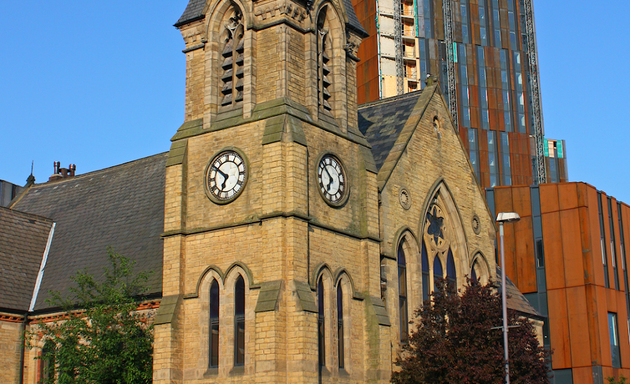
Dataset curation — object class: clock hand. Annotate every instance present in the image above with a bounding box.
[213,167,229,190]
[323,165,334,192]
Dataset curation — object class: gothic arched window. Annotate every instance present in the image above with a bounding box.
[209,279,220,368]
[471,261,479,283]
[433,255,443,291]
[421,240,430,302]
[220,8,244,109]
[317,8,333,112]
[337,284,344,369]
[447,249,456,288]
[318,278,326,367]
[234,275,245,366]
[398,243,408,341]
[40,341,55,382]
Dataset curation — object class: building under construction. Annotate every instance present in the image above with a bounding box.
[352,0,562,188]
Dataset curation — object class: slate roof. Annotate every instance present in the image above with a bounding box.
[0,207,52,312]
[496,267,542,318]
[12,153,167,312]
[175,0,206,27]
[175,0,367,36]
[342,0,368,36]
[358,91,424,171]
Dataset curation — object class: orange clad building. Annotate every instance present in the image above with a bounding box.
[487,183,630,383]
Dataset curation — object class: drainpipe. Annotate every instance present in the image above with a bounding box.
[19,313,28,384]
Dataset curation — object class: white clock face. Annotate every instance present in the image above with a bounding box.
[318,154,346,204]
[207,151,247,202]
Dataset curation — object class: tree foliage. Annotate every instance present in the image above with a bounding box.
[391,279,550,384]
[28,249,154,384]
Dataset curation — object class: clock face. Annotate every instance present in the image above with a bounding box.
[206,150,247,202]
[317,154,346,204]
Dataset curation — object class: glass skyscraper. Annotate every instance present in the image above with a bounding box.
[352,0,563,188]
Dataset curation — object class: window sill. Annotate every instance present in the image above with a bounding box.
[229,365,245,376]
[203,368,218,378]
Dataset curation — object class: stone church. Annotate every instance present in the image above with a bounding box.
[0,0,538,383]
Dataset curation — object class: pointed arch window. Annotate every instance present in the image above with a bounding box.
[39,341,55,383]
[433,255,443,291]
[471,261,479,283]
[337,284,345,369]
[317,8,332,112]
[398,243,408,341]
[421,241,430,302]
[318,278,326,367]
[220,9,244,109]
[447,249,456,288]
[209,279,220,368]
[234,275,245,366]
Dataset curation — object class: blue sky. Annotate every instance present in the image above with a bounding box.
[1,1,629,202]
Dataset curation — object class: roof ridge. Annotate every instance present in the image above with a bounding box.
[358,90,424,110]
[31,152,169,187]
[0,205,53,224]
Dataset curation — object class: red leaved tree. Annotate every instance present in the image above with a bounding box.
[391,279,550,384]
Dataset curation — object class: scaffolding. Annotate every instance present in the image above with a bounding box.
[442,0,458,130]
[394,0,404,95]
[522,0,546,184]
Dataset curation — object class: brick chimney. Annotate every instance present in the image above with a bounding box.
[49,162,76,182]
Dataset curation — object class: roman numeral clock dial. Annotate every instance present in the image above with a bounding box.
[317,154,347,206]
[205,150,248,203]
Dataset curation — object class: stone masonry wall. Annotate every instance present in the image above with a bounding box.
[0,318,23,384]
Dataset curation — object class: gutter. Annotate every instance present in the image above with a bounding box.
[19,222,55,384]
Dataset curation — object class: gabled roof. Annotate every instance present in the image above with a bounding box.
[11,153,167,311]
[358,90,426,172]
[175,0,206,27]
[0,207,52,312]
[175,0,368,36]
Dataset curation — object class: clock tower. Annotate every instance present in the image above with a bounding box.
[153,0,389,382]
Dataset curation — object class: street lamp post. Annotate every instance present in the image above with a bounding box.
[496,212,520,384]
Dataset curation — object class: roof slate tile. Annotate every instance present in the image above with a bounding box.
[12,153,167,311]
[0,207,52,312]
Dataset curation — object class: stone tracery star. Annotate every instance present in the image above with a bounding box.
[427,206,444,246]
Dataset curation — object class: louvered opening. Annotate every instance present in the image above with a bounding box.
[317,8,332,113]
[220,10,244,109]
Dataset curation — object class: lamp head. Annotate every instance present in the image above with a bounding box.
[496,212,521,223]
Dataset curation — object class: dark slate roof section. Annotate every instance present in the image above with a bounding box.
[0,207,52,312]
[175,0,206,27]
[496,267,542,318]
[343,0,368,37]
[13,153,167,312]
[358,91,423,171]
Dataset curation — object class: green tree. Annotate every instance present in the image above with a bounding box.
[607,376,628,384]
[391,279,550,384]
[28,248,154,384]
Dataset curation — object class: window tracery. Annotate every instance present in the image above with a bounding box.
[423,198,465,294]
